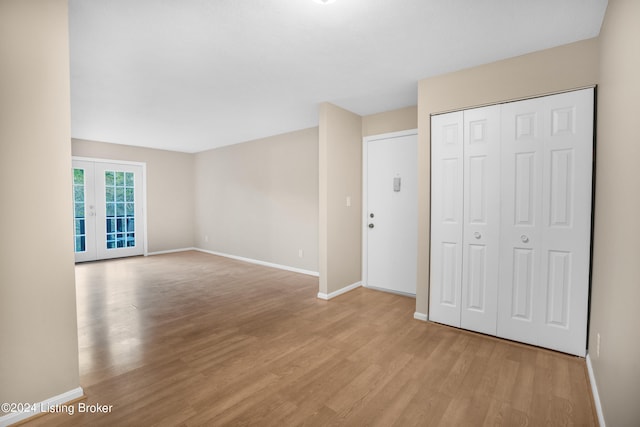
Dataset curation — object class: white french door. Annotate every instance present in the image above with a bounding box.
[72,159,146,262]
[72,160,97,262]
[364,131,418,295]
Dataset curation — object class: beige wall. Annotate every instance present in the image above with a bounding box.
[72,139,195,253]
[194,128,319,272]
[0,0,80,408]
[362,106,417,137]
[416,38,599,315]
[318,104,418,295]
[589,1,640,425]
[319,103,363,294]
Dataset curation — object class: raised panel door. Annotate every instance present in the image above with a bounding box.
[429,111,464,327]
[498,88,593,356]
[460,105,501,335]
[498,96,545,347]
[536,88,593,356]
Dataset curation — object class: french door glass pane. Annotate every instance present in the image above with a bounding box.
[105,170,136,249]
[73,168,86,252]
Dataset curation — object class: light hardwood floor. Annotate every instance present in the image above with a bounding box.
[22,251,597,426]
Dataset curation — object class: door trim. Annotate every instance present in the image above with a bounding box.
[72,156,149,258]
[429,84,597,117]
[362,129,418,292]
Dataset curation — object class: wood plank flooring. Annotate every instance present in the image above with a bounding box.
[22,251,597,426]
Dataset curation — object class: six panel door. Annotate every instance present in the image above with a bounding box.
[498,89,593,356]
[429,111,464,326]
[429,88,594,357]
[460,106,501,335]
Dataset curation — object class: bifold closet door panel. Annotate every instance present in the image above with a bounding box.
[538,88,593,356]
[497,95,545,347]
[460,105,501,335]
[430,88,593,356]
[498,88,593,357]
[429,111,464,327]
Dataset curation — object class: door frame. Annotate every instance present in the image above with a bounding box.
[362,129,418,294]
[72,156,149,259]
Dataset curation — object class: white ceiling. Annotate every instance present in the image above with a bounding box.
[69,0,607,153]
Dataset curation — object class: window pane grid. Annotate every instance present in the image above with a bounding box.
[73,168,86,253]
[105,170,136,249]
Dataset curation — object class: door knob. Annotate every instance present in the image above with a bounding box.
[370,213,375,218]
[474,232,481,239]
[521,235,529,243]
[368,224,374,229]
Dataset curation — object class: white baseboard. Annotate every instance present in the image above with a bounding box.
[413,312,428,321]
[317,281,362,300]
[146,247,196,256]
[586,353,606,427]
[0,387,84,427]
[194,248,319,277]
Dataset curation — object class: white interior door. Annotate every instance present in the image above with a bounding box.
[498,88,593,356]
[429,112,464,325]
[460,106,501,335]
[365,131,418,295]
[430,88,593,356]
[72,159,146,262]
[430,106,501,333]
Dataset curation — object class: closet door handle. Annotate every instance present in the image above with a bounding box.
[474,232,481,239]
[521,235,529,243]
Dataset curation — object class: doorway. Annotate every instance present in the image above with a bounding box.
[72,158,146,262]
[363,130,418,295]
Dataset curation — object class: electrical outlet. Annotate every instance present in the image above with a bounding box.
[596,333,601,358]
[298,249,304,258]
[346,196,351,207]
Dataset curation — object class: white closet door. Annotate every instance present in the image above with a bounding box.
[429,111,464,327]
[497,96,545,346]
[460,106,501,335]
[498,88,593,356]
